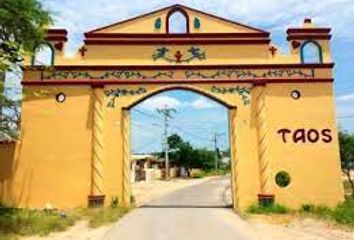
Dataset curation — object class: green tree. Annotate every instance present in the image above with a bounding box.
[167,133,216,176]
[167,133,184,150]
[195,148,215,170]
[0,0,53,71]
[339,131,354,197]
[0,0,52,139]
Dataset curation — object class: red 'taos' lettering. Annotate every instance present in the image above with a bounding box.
[277,128,333,143]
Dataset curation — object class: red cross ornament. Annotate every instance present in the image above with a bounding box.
[269,46,277,57]
[79,46,87,57]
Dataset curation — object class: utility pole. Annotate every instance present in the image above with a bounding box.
[213,133,224,173]
[157,105,176,180]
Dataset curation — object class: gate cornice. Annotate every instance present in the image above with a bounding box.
[24,63,334,71]
[22,63,334,86]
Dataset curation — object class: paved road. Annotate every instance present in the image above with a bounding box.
[103,176,251,240]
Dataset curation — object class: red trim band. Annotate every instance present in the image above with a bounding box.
[24,63,335,71]
[46,29,68,35]
[287,28,331,34]
[84,32,270,39]
[22,78,334,86]
[84,39,270,45]
[287,35,331,41]
[46,36,68,42]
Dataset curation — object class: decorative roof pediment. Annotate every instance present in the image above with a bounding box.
[85,4,268,35]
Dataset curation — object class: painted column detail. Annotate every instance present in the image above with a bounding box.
[229,108,239,210]
[254,85,273,197]
[90,87,105,205]
[122,109,132,206]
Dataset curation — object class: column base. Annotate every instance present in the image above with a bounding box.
[88,195,105,208]
[257,194,275,207]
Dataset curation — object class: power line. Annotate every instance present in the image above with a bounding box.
[131,123,162,133]
[169,119,224,130]
[156,105,177,180]
[169,120,214,142]
[133,138,162,154]
[335,91,354,96]
[213,132,225,172]
[132,108,161,120]
[338,115,354,119]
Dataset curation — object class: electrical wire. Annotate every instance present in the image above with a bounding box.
[169,120,214,143]
[338,115,354,119]
[132,108,161,120]
[131,123,162,133]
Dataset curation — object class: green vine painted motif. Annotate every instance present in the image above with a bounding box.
[185,68,315,79]
[261,69,315,78]
[104,87,147,108]
[211,86,252,106]
[186,70,257,79]
[152,46,206,63]
[43,70,174,80]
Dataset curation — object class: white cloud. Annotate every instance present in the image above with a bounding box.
[43,0,354,55]
[139,96,182,110]
[190,97,218,109]
[337,94,354,102]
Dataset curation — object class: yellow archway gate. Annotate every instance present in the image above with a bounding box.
[0,4,344,211]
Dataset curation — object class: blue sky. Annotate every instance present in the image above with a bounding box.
[131,91,229,153]
[34,0,354,152]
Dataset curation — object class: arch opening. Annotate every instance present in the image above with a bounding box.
[300,41,323,64]
[126,86,233,110]
[127,89,235,208]
[31,43,55,66]
[166,8,190,34]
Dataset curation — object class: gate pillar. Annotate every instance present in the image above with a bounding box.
[121,108,132,207]
[254,84,274,205]
[228,107,239,210]
[88,86,106,207]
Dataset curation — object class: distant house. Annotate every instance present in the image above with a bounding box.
[131,154,177,182]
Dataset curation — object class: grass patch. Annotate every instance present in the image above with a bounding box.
[75,206,131,228]
[0,203,131,239]
[247,204,289,214]
[332,200,354,226]
[300,204,332,219]
[191,169,231,178]
[0,234,17,240]
[247,199,354,228]
[0,207,76,239]
[301,200,354,227]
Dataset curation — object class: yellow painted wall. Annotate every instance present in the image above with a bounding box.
[83,45,269,65]
[96,12,164,34]
[185,9,260,33]
[0,143,17,205]
[266,83,344,208]
[0,87,93,208]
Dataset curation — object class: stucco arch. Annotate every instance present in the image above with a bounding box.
[300,40,323,64]
[117,84,239,209]
[31,42,55,66]
[166,6,190,33]
[123,84,237,110]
